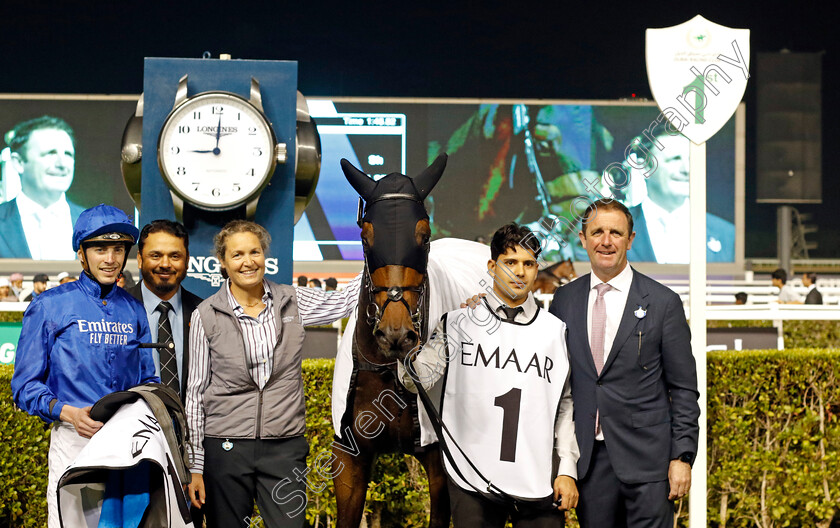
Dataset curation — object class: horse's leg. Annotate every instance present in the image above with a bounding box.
[417,445,451,528]
[333,445,373,528]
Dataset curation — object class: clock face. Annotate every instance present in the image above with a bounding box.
[158,92,276,210]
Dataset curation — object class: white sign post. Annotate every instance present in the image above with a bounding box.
[646,15,749,527]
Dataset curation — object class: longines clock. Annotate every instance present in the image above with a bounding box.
[157,75,286,220]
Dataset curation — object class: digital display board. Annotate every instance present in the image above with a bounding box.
[298,99,741,265]
[0,97,137,260]
[0,96,742,266]
[294,101,405,261]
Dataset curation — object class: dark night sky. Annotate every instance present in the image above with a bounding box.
[2,1,837,258]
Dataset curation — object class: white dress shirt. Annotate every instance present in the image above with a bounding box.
[16,192,76,260]
[641,198,690,264]
[587,264,634,441]
[483,290,540,322]
[586,263,634,365]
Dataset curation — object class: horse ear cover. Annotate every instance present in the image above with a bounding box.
[340,155,448,272]
[341,158,377,200]
[340,154,448,201]
[413,153,447,199]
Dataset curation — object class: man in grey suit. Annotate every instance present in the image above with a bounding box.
[624,129,734,264]
[126,220,203,522]
[549,198,699,527]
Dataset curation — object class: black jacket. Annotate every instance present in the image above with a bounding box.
[0,197,85,258]
[127,283,203,402]
[805,287,823,305]
[549,269,700,484]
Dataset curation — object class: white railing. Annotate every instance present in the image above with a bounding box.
[536,281,840,308]
[703,305,840,350]
[701,304,840,320]
[0,302,28,312]
[665,283,840,306]
[531,294,839,353]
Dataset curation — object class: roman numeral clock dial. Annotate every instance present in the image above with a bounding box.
[157,77,285,220]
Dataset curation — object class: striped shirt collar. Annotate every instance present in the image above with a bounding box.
[224,279,273,315]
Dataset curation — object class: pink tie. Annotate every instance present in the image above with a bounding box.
[590,283,612,374]
[591,283,612,435]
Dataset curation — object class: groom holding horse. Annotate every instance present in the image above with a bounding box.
[399,223,579,527]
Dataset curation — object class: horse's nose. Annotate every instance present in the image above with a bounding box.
[375,326,418,354]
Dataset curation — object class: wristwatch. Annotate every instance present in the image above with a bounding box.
[675,452,695,467]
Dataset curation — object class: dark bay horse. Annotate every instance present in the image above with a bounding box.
[533,259,577,295]
[331,155,450,528]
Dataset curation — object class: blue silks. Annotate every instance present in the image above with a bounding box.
[97,461,152,528]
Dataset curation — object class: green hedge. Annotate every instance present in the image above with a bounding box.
[0,365,49,528]
[0,361,434,528]
[300,359,433,528]
[708,349,840,527]
[7,350,840,527]
[0,312,24,323]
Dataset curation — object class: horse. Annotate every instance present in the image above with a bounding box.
[331,155,451,528]
[532,259,577,295]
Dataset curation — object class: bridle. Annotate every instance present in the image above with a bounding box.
[356,193,430,350]
[363,272,427,338]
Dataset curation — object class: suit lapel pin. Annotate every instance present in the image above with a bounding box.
[634,306,646,319]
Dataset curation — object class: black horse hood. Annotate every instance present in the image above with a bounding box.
[341,154,447,272]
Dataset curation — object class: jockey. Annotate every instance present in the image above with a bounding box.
[11,203,158,528]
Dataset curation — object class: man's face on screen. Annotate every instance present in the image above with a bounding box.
[645,133,689,212]
[14,128,75,203]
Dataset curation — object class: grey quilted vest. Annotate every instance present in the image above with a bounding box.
[196,280,306,439]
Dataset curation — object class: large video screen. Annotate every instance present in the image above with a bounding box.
[0,97,137,259]
[299,100,740,264]
[0,96,740,265]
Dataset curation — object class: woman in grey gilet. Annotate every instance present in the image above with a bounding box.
[183,220,358,527]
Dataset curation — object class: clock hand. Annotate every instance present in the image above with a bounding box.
[213,114,222,155]
[190,149,215,153]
